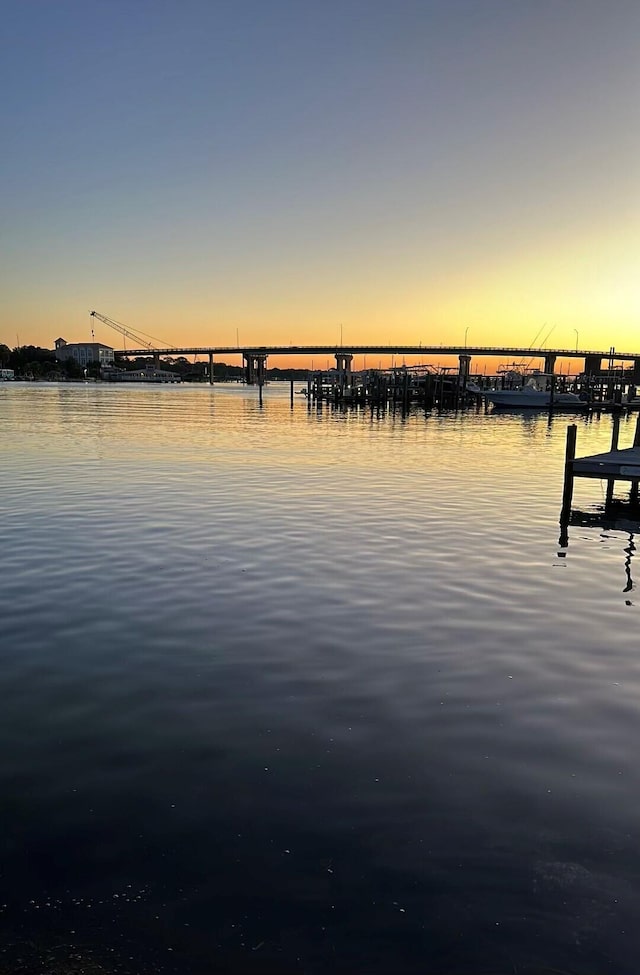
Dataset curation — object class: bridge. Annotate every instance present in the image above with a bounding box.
[113,344,636,386]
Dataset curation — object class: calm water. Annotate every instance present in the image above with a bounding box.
[2,381,640,974]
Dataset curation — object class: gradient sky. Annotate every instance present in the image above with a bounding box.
[1,0,639,362]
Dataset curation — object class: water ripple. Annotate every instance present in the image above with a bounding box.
[1,383,639,973]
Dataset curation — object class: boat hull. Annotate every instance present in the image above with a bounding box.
[483,390,587,408]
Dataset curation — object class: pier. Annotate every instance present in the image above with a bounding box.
[561,415,640,526]
[302,364,468,410]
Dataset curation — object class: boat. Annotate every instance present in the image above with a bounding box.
[470,373,587,408]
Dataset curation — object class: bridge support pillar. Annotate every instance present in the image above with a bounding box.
[631,358,640,384]
[208,352,214,385]
[243,354,253,384]
[153,352,160,369]
[458,354,471,389]
[543,353,557,374]
[243,352,268,386]
[335,352,353,384]
[584,354,602,376]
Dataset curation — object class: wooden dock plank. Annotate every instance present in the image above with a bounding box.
[573,445,640,479]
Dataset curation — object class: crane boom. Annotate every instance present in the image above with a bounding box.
[89,311,175,351]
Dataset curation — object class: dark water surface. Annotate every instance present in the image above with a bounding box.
[2,382,640,974]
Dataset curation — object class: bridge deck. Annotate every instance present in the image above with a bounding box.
[114,343,640,361]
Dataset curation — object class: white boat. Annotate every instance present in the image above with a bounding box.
[470,373,587,408]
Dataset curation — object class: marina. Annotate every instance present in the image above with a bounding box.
[298,363,639,412]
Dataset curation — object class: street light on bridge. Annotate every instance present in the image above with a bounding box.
[573,329,579,352]
[464,326,470,349]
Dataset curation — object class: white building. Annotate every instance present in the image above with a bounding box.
[54,337,115,368]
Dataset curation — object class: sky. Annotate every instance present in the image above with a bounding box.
[1,0,639,366]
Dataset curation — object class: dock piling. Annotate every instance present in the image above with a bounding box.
[561,424,577,524]
[605,415,621,506]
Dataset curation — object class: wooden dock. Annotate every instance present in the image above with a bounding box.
[561,414,640,521]
[572,446,640,480]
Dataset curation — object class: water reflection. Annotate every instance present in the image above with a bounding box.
[559,508,639,597]
[623,534,635,594]
[4,385,640,974]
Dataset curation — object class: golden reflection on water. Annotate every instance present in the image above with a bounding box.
[2,382,640,975]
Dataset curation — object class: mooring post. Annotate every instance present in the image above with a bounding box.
[290,378,294,406]
[257,354,267,390]
[560,423,577,524]
[611,413,621,450]
[606,414,621,506]
[628,415,640,506]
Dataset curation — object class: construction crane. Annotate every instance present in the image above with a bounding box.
[89,311,175,352]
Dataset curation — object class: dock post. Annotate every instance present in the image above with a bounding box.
[629,415,640,505]
[208,352,214,385]
[605,480,614,506]
[256,354,267,390]
[290,378,294,406]
[610,413,621,450]
[560,424,577,526]
[606,415,621,506]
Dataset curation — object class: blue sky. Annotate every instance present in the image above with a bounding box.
[2,0,639,354]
